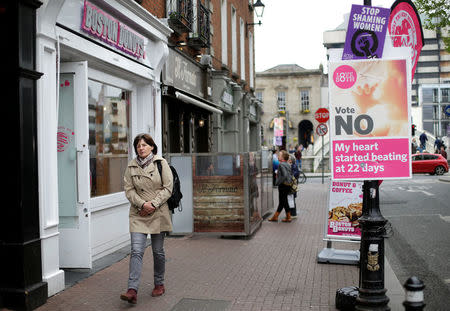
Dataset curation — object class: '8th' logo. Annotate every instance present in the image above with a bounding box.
[333,65,357,89]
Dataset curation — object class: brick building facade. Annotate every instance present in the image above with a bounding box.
[142,0,262,153]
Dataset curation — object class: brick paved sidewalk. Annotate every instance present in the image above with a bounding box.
[36,183,362,311]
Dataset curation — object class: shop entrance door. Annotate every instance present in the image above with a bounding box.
[58,62,92,268]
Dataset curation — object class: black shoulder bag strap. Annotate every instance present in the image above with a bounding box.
[155,160,163,185]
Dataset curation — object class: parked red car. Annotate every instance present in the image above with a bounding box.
[412,153,449,175]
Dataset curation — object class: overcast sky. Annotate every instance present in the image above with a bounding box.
[254,0,392,73]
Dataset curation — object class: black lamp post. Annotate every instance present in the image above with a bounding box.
[253,0,265,19]
[247,0,265,34]
[354,2,390,310]
[355,180,390,310]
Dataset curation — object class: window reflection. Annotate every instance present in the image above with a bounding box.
[88,80,130,197]
[195,155,241,176]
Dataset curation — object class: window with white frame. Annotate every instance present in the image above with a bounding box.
[277,91,286,111]
[249,32,254,88]
[442,88,449,103]
[221,0,227,65]
[231,6,237,73]
[88,80,131,197]
[256,91,263,102]
[240,18,245,80]
[300,90,309,111]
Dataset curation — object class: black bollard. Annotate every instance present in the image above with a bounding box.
[403,276,425,311]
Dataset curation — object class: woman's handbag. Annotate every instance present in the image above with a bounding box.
[283,176,298,194]
[289,176,298,194]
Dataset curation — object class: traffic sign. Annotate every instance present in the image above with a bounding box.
[315,108,330,123]
[316,123,328,136]
[445,105,450,117]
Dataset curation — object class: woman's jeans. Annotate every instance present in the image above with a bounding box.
[128,232,165,291]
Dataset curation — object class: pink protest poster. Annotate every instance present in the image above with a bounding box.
[327,181,363,240]
[329,58,412,180]
[388,0,424,82]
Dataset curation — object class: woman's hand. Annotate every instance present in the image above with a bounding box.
[139,202,156,217]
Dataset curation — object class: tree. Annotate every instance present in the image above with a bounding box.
[413,0,450,52]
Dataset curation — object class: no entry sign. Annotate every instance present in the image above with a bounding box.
[316,123,328,136]
[315,108,330,123]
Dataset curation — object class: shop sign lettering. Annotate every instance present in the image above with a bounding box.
[82,1,145,60]
[174,56,197,88]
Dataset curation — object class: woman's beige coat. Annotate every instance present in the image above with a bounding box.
[123,155,173,234]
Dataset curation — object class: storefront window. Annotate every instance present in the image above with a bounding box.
[88,80,130,197]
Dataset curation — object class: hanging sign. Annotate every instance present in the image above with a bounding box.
[388,0,425,81]
[329,58,412,180]
[342,4,391,60]
[326,181,363,240]
[274,117,284,137]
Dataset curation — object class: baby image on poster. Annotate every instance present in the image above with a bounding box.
[330,59,410,138]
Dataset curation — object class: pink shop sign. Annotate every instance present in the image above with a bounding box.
[81,0,145,60]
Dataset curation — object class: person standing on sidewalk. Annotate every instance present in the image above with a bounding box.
[294,145,303,170]
[434,137,443,153]
[419,132,428,150]
[440,145,448,160]
[288,154,300,219]
[120,133,173,304]
[268,150,293,223]
[272,149,279,186]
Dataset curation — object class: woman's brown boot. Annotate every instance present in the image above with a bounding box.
[282,212,292,222]
[120,288,137,304]
[152,284,165,297]
[268,211,280,222]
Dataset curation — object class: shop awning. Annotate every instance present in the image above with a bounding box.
[175,91,223,115]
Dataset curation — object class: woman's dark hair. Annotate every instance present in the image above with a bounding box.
[133,133,157,155]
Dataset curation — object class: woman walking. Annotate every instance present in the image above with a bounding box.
[120,134,173,304]
[268,150,293,222]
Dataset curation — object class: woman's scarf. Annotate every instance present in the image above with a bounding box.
[136,153,154,169]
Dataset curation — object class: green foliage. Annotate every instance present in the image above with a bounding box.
[413,0,450,51]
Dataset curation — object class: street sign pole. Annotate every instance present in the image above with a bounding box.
[355,1,390,310]
[315,108,330,185]
[322,135,324,184]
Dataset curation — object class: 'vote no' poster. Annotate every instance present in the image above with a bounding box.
[329,58,412,180]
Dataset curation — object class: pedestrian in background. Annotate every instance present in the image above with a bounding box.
[295,145,303,170]
[440,145,448,160]
[272,149,279,186]
[434,137,443,153]
[419,132,428,150]
[411,138,418,154]
[288,154,300,219]
[288,144,295,154]
[121,134,173,304]
[268,150,293,223]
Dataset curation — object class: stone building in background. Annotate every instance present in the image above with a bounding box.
[255,64,327,156]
